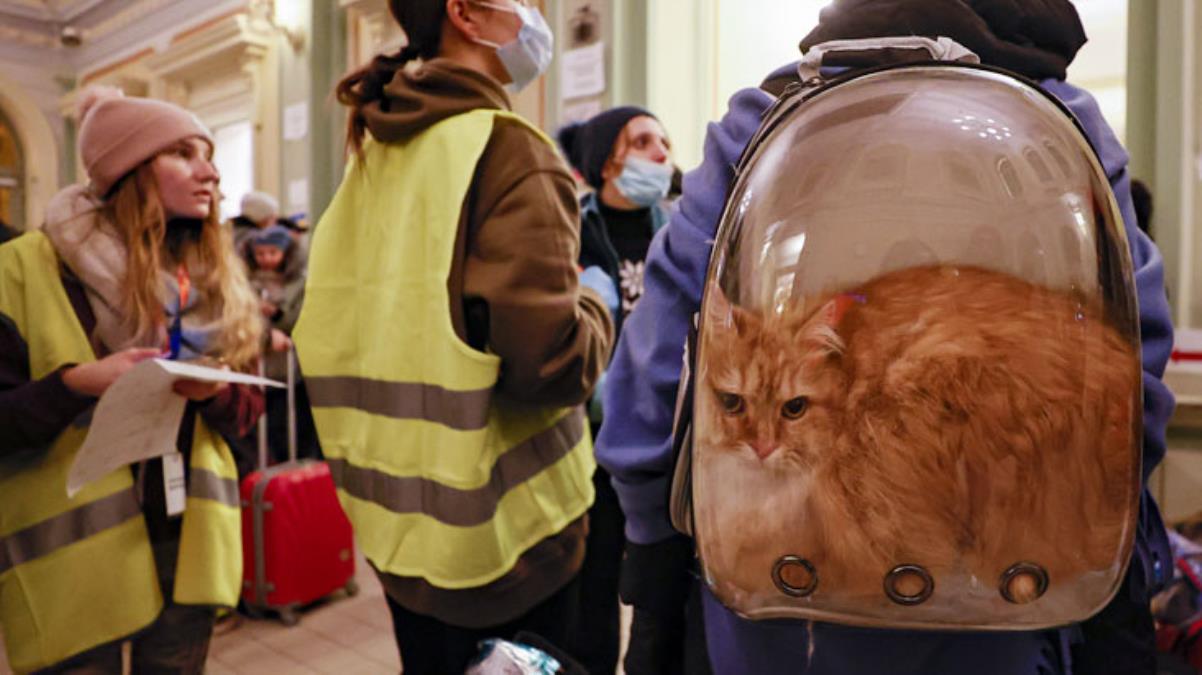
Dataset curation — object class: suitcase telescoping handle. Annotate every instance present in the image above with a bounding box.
[256,343,298,470]
[286,344,297,463]
[257,358,268,470]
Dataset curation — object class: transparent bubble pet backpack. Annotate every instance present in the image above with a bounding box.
[669,61,1142,631]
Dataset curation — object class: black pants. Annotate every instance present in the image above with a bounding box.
[574,464,626,674]
[385,575,581,675]
[1070,568,1157,675]
[624,577,712,675]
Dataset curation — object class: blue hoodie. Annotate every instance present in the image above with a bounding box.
[596,63,1175,674]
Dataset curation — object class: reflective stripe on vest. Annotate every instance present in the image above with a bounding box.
[0,488,141,576]
[327,408,585,526]
[295,109,595,589]
[0,232,241,672]
[306,376,492,430]
[189,466,240,506]
[174,411,243,606]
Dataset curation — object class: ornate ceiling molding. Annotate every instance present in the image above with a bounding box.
[0,24,57,49]
[0,0,236,58]
[79,0,176,47]
[141,13,272,83]
[0,0,106,22]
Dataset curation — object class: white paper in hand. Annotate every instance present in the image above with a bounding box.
[66,358,282,497]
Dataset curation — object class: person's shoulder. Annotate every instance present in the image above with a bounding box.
[0,228,49,259]
[0,230,56,294]
[488,115,569,175]
[1039,79,1127,174]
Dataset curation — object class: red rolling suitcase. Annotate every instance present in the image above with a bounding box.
[240,346,357,625]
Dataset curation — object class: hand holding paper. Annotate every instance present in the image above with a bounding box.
[66,358,282,497]
[61,347,162,397]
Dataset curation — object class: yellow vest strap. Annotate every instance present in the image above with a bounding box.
[0,488,141,575]
[307,375,494,431]
[329,408,586,527]
[189,467,240,507]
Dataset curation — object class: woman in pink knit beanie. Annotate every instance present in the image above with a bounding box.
[0,87,264,673]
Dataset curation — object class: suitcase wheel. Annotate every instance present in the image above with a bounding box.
[279,607,300,627]
[344,579,360,597]
[243,603,265,621]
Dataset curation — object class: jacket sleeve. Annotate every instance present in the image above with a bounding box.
[199,380,265,444]
[464,119,614,408]
[0,366,95,459]
[0,310,96,459]
[276,278,306,334]
[1042,78,1175,596]
[595,85,776,545]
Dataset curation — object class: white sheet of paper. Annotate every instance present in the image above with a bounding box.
[284,101,309,141]
[560,42,605,100]
[153,359,284,388]
[66,359,282,497]
[288,178,309,213]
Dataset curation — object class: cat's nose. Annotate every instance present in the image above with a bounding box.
[751,439,777,459]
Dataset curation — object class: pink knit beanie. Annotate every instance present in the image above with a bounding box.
[76,86,214,197]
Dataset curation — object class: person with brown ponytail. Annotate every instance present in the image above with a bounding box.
[0,87,263,674]
[293,1,613,673]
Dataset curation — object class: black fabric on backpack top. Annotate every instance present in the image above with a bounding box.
[799,0,1086,81]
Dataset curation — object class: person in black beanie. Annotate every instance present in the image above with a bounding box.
[559,106,673,334]
[557,107,688,675]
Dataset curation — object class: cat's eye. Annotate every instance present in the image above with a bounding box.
[717,392,745,415]
[781,397,809,420]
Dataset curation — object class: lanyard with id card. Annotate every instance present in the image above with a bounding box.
[161,263,191,517]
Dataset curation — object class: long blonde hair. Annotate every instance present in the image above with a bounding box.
[105,163,262,370]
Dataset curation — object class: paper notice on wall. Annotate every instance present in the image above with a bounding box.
[561,41,605,100]
[288,179,309,213]
[284,101,309,141]
[66,359,282,497]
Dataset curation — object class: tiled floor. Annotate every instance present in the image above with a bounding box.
[205,558,400,674]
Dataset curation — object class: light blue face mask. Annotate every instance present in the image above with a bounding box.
[472,2,554,93]
[615,156,673,207]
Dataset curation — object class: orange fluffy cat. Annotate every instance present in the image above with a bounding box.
[695,265,1139,607]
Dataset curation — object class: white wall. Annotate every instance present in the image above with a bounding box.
[646,0,1129,173]
[712,0,825,117]
[1068,0,1129,143]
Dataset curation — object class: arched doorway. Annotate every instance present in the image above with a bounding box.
[0,111,22,231]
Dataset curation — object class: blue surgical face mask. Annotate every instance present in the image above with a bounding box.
[614,156,673,207]
[471,2,554,93]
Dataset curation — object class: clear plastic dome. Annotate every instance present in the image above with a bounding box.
[691,65,1142,630]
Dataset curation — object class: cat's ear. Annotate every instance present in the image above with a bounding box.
[704,281,730,325]
[800,297,848,356]
[705,282,758,336]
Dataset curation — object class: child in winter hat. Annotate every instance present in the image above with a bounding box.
[240,191,280,226]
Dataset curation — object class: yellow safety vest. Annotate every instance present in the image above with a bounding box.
[294,109,595,590]
[0,232,243,674]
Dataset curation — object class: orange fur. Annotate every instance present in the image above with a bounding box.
[695,265,1140,602]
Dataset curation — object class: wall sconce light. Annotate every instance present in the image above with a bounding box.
[269,1,307,51]
[59,25,83,48]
